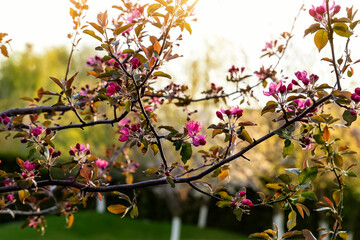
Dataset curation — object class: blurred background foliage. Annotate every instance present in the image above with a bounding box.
[1,43,360,239]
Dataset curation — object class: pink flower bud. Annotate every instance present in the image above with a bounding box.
[350,110,357,116]
[230,201,237,208]
[355,88,360,95]
[240,191,246,197]
[2,117,10,125]
[287,83,293,92]
[69,149,75,156]
[279,85,286,94]
[291,80,299,86]
[49,148,54,155]
[32,126,43,137]
[309,9,317,18]
[45,128,52,135]
[242,199,253,206]
[216,111,224,120]
[130,58,141,69]
[333,5,341,14]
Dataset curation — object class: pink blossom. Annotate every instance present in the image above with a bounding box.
[106,82,121,96]
[192,134,207,146]
[118,127,130,142]
[262,41,273,51]
[32,126,43,137]
[186,121,202,138]
[263,81,282,96]
[309,0,340,22]
[350,110,357,116]
[240,191,246,197]
[216,111,224,120]
[95,159,109,170]
[24,160,37,171]
[294,71,310,85]
[220,106,243,118]
[70,143,91,155]
[6,194,14,202]
[118,118,130,127]
[1,114,10,125]
[130,57,141,69]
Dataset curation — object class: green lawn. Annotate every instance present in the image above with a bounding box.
[0,211,249,240]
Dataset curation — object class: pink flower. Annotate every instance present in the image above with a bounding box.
[192,134,207,146]
[0,114,10,125]
[220,106,243,118]
[95,159,109,170]
[70,143,91,155]
[24,160,37,171]
[130,57,141,69]
[118,118,130,127]
[263,81,282,96]
[118,127,130,142]
[186,121,202,138]
[295,71,310,85]
[262,41,273,51]
[240,191,246,197]
[106,82,121,96]
[32,126,43,137]
[6,194,14,202]
[309,0,340,22]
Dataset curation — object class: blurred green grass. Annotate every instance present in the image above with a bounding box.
[0,211,249,240]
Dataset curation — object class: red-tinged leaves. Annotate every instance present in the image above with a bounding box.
[287,210,297,230]
[347,67,354,77]
[332,190,342,206]
[66,72,78,90]
[302,229,317,240]
[80,165,93,180]
[321,57,333,63]
[153,41,161,53]
[295,203,310,219]
[66,213,74,228]
[304,23,321,37]
[248,232,271,239]
[323,126,330,141]
[261,101,277,115]
[323,196,334,207]
[295,203,304,218]
[83,29,102,42]
[114,23,134,36]
[107,204,127,214]
[49,77,63,89]
[338,145,349,152]
[0,45,9,57]
[282,230,303,238]
[314,30,328,52]
[238,121,257,127]
[16,158,25,169]
[89,22,104,35]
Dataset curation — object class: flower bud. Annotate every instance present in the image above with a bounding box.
[350,110,357,116]
[69,149,75,156]
[333,5,341,14]
[240,191,246,197]
[355,88,360,95]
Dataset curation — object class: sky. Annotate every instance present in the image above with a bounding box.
[1,0,360,96]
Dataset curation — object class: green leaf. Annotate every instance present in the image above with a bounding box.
[17,179,33,189]
[83,29,103,42]
[248,232,271,239]
[112,191,132,204]
[333,23,353,37]
[334,153,344,168]
[180,142,192,164]
[301,191,318,201]
[125,101,131,112]
[278,173,292,184]
[261,101,278,115]
[282,139,294,158]
[216,191,233,200]
[313,134,325,144]
[298,167,318,184]
[153,71,172,79]
[173,141,182,151]
[166,176,175,188]
[233,208,243,221]
[130,204,139,218]
[216,200,231,208]
[314,30,328,52]
[287,210,297,231]
[343,110,357,126]
[150,144,159,155]
[144,168,159,176]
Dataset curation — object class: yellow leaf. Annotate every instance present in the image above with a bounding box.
[218,170,229,182]
[287,210,297,230]
[314,30,328,52]
[107,204,127,214]
[66,213,74,228]
[323,126,330,141]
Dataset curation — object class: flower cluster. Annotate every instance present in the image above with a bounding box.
[309,0,340,23]
[216,106,243,121]
[32,126,43,137]
[263,80,292,100]
[185,121,207,147]
[350,88,360,115]
[0,113,10,125]
[106,82,121,96]
[130,57,141,69]
[118,119,143,143]
[292,71,319,88]
[230,188,254,208]
[69,143,91,163]
[21,160,38,180]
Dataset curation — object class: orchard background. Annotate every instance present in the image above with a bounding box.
[1,0,360,239]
